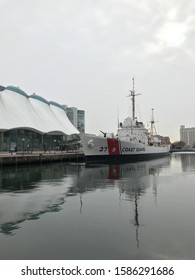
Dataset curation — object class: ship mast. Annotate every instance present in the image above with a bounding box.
[128,78,141,120]
[150,108,157,136]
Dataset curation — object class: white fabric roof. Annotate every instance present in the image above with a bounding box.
[0,86,79,135]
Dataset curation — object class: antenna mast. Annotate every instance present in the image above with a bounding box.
[150,108,157,135]
[128,77,141,120]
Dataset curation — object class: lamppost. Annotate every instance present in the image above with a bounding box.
[54,139,56,153]
[58,140,61,152]
[27,139,30,153]
[22,138,25,155]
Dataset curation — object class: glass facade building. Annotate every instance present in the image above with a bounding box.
[66,107,85,133]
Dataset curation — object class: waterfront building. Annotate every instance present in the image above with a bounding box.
[155,135,171,145]
[180,125,195,147]
[0,85,79,152]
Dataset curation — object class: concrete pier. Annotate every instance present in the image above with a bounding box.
[0,151,85,166]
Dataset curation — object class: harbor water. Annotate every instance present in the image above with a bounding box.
[0,153,195,260]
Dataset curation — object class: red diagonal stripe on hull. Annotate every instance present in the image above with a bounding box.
[107,138,120,155]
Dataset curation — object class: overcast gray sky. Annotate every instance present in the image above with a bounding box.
[1,0,195,142]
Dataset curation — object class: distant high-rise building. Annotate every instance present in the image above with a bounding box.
[65,106,85,133]
[66,107,78,128]
[180,125,195,146]
[77,110,85,133]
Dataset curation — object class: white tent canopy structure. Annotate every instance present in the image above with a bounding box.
[0,86,79,134]
[0,85,79,152]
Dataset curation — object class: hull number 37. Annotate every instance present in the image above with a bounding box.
[99,146,107,152]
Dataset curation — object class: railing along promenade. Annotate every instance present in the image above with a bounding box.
[0,150,85,166]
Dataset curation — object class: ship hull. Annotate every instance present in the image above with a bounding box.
[80,134,170,163]
[84,153,169,163]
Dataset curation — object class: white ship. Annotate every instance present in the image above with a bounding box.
[80,78,170,162]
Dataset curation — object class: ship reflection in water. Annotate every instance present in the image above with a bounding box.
[0,154,195,260]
